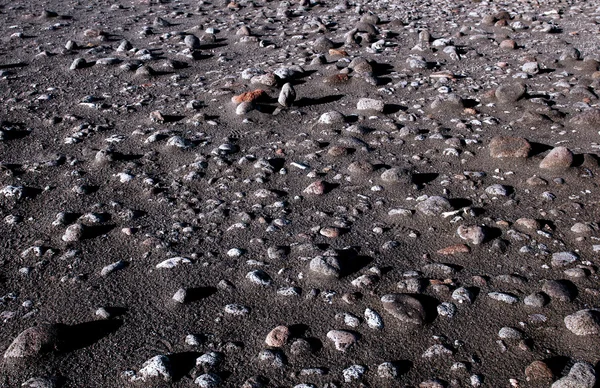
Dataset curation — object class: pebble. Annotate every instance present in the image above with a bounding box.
[551,362,596,388]
[495,83,526,103]
[564,309,600,335]
[136,355,173,382]
[457,225,486,245]
[326,330,358,352]
[364,308,384,329]
[539,147,574,169]
[278,83,296,107]
[416,196,453,216]
[381,294,427,324]
[489,136,531,158]
[343,365,366,382]
[487,292,518,304]
[525,361,554,383]
[542,280,575,302]
[356,98,385,112]
[265,325,290,347]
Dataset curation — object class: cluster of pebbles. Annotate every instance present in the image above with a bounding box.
[1,0,600,386]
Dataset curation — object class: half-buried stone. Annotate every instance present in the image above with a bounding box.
[381,294,427,325]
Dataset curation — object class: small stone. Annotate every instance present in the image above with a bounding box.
[172,288,187,303]
[551,252,579,267]
[542,280,575,302]
[137,355,173,382]
[498,327,524,340]
[356,98,385,112]
[457,225,486,245]
[232,90,267,104]
[522,62,539,75]
[195,373,222,387]
[326,330,358,352]
[278,83,296,107]
[524,292,548,307]
[265,326,290,347]
[309,256,341,277]
[21,377,59,388]
[500,39,516,49]
[343,365,366,382]
[380,167,412,184]
[70,58,87,70]
[304,180,326,195]
[381,294,427,324]
[437,244,470,255]
[487,292,518,304]
[364,308,384,329]
[495,83,526,103]
[569,109,600,130]
[525,361,554,383]
[564,309,600,336]
[539,147,573,169]
[62,223,85,242]
[551,362,596,388]
[485,184,509,196]
[184,34,201,49]
[377,362,399,379]
[416,196,453,216]
[4,324,63,358]
[489,136,531,158]
[437,302,457,317]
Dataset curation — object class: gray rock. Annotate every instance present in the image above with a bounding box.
[495,83,526,103]
[416,196,452,216]
[542,280,575,302]
[309,256,341,277]
[326,330,358,352]
[356,98,385,112]
[380,167,411,184]
[381,294,427,324]
[551,362,596,388]
[457,225,486,245]
[278,83,296,107]
[551,252,579,267]
[564,310,600,336]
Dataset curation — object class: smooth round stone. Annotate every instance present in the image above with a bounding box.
[356,98,385,112]
[348,161,375,175]
[524,292,548,307]
[381,294,427,324]
[380,167,411,183]
[564,309,600,336]
[495,83,526,103]
[416,196,452,216]
[498,327,524,340]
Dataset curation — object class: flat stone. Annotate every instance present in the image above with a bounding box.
[489,136,531,158]
[416,196,453,216]
[381,294,427,325]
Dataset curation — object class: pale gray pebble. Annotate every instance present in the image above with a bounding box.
[309,256,341,278]
[196,352,223,370]
[524,292,548,307]
[452,287,475,304]
[172,288,187,304]
[194,373,221,387]
[364,308,384,329]
[381,293,427,324]
[416,196,453,216]
[356,98,385,112]
[326,330,358,352]
[564,309,600,336]
[257,349,285,367]
[422,344,454,358]
[551,251,579,267]
[134,355,172,382]
[343,365,366,382]
[487,292,518,304]
[246,270,273,286]
[457,225,486,245]
[498,327,524,340]
[485,184,509,196]
[437,302,457,317]
[278,83,296,107]
[377,362,399,379]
